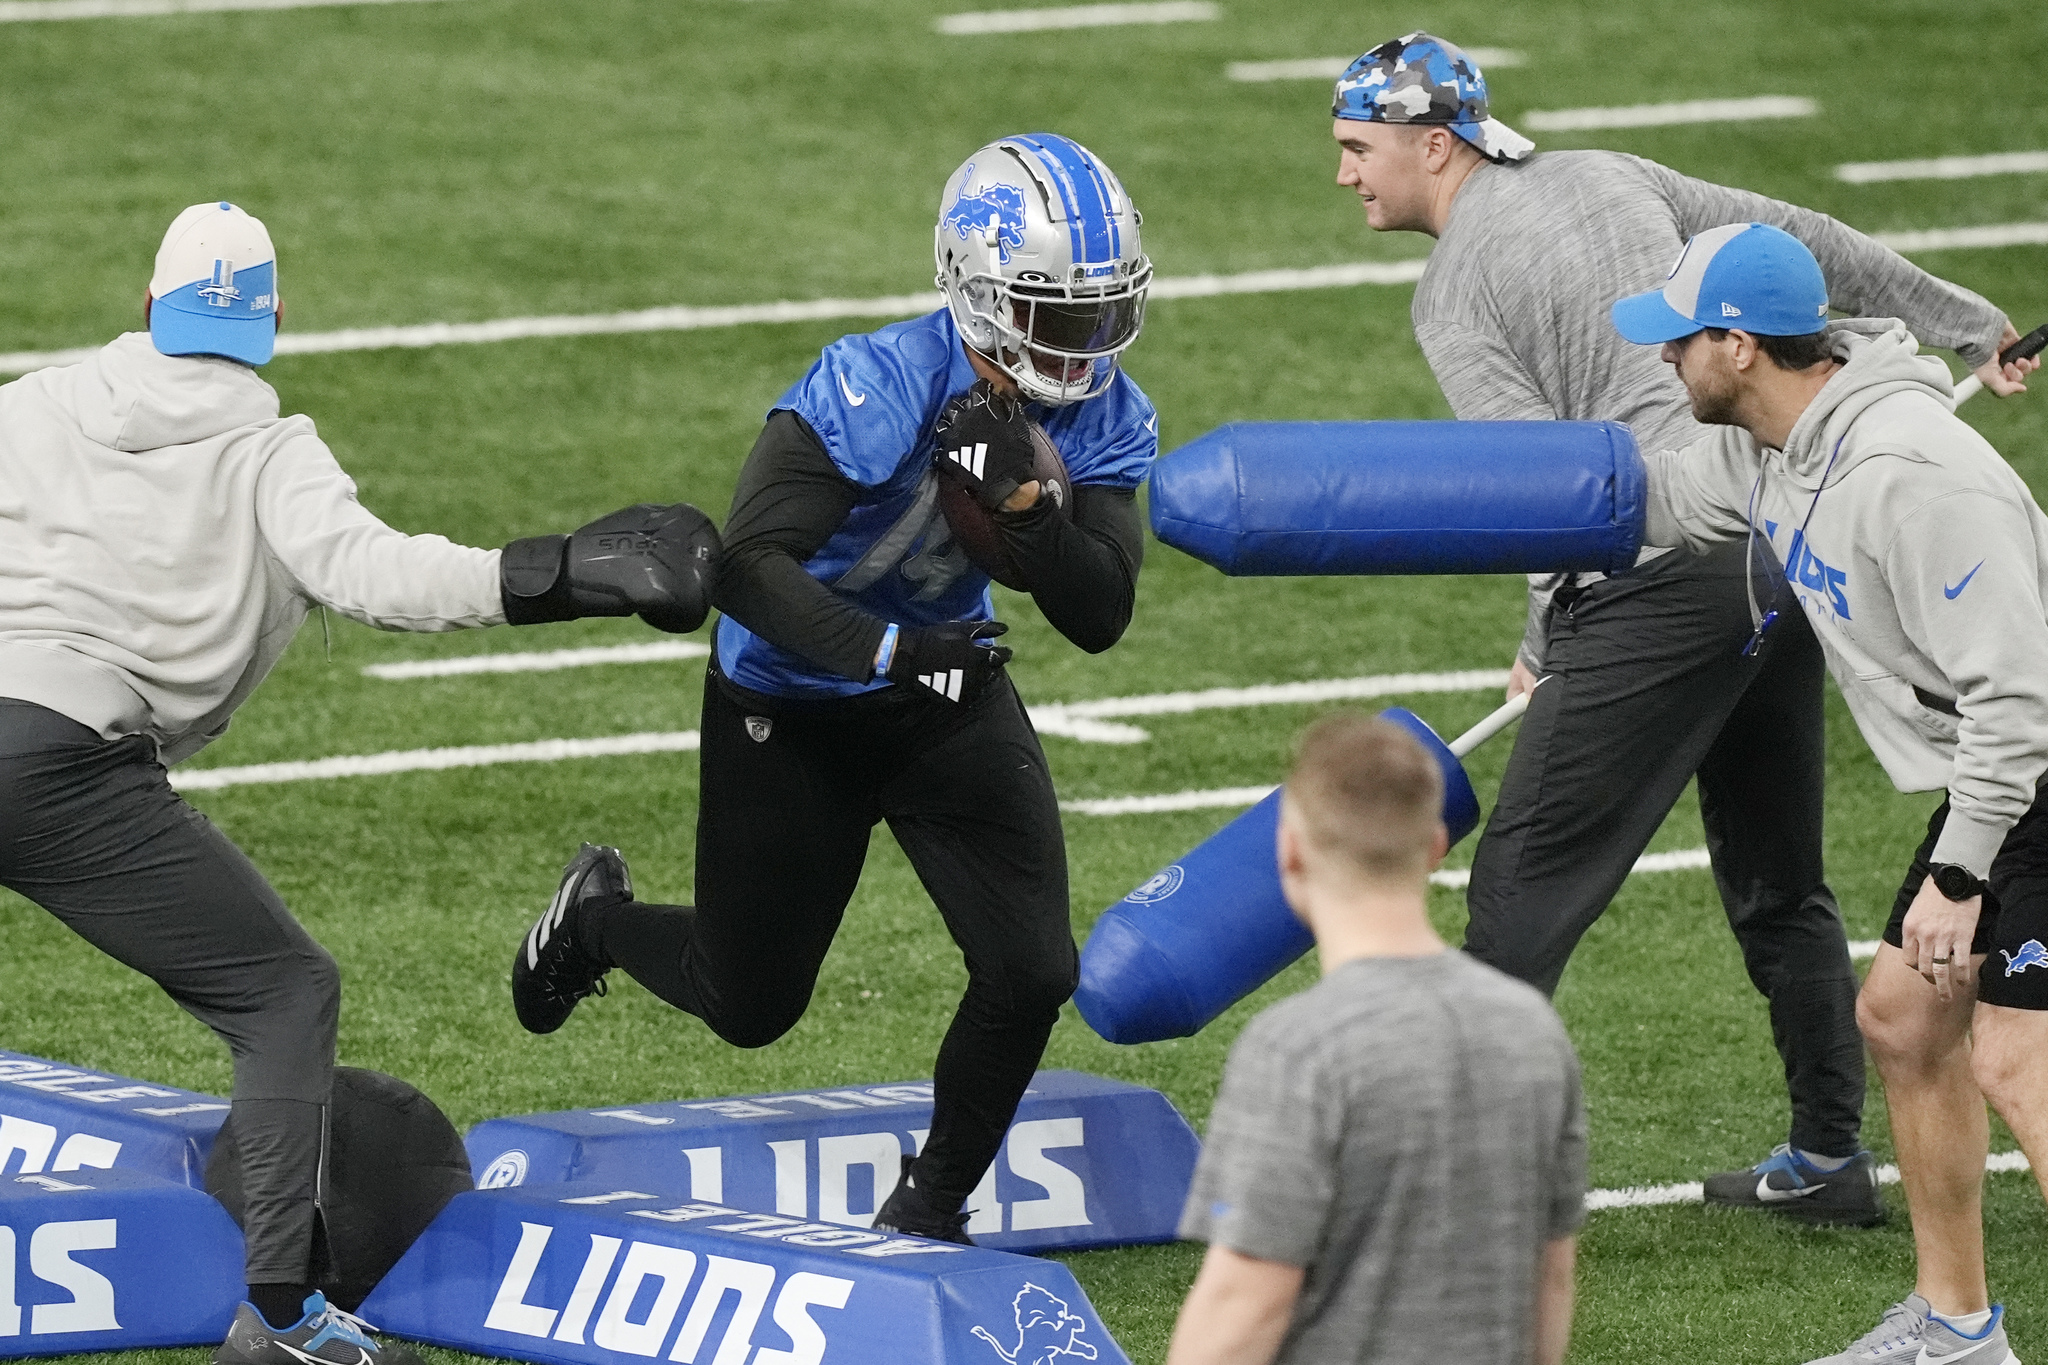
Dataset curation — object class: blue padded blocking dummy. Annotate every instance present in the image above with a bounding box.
[360,1181,1131,1365]
[1074,707,1478,1045]
[462,1070,1198,1253]
[0,1050,227,1188]
[0,1165,244,1356]
[1148,420,1646,577]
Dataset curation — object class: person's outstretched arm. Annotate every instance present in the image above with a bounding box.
[1165,1246,1304,1365]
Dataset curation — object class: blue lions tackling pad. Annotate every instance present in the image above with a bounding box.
[463,1071,1198,1254]
[1148,419,1645,577]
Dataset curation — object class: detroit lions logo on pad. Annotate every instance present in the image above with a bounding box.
[2002,940,2048,977]
[943,166,1028,264]
[972,1283,1098,1364]
[1125,865,1184,904]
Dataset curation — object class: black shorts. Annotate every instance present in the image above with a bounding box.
[1885,796,2048,1009]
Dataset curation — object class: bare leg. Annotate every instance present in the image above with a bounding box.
[1969,1002,2048,1210]
[1857,945,1988,1316]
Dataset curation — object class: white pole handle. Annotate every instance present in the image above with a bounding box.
[1449,689,1530,758]
[1952,374,1985,406]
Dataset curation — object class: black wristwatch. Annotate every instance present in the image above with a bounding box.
[1929,863,1986,902]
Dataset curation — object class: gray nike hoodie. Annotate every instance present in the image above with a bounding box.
[1645,319,2048,877]
[0,332,504,764]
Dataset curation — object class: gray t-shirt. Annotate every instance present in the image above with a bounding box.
[1180,951,1587,1365]
[1410,149,2007,668]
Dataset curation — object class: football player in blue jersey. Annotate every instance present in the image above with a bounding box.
[510,134,1157,1242]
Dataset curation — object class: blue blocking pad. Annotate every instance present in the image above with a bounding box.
[361,1182,1131,1365]
[1075,710,1478,1045]
[0,1165,244,1356]
[0,1051,228,1188]
[1149,420,1646,577]
[463,1071,1197,1253]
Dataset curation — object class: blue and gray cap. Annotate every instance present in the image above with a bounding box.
[1333,32,1534,165]
[1611,222,1831,345]
[148,201,279,367]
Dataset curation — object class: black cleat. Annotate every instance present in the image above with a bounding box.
[872,1154,974,1245]
[512,843,630,1035]
[1703,1145,1884,1226]
[213,1293,421,1365]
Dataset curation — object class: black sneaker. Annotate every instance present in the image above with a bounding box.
[213,1292,421,1365]
[872,1155,974,1245]
[1703,1145,1884,1226]
[512,843,630,1035]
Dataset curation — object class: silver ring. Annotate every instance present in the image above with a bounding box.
[1932,956,1951,965]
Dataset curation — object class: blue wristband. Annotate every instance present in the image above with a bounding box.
[874,622,900,676]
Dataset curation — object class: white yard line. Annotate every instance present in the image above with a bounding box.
[169,732,701,791]
[1226,49,1523,82]
[1523,95,1816,132]
[362,640,710,679]
[0,0,453,18]
[1587,1149,2031,1212]
[1871,222,2048,253]
[936,1,1216,35]
[7,219,2043,376]
[1838,151,2048,184]
[1063,785,1278,815]
[173,669,1509,788]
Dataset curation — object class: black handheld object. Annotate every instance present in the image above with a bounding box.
[503,502,721,632]
[932,380,1036,510]
[2003,323,2048,368]
[886,619,1012,704]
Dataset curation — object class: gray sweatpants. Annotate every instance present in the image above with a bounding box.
[0,700,334,1284]
[1463,542,1866,1158]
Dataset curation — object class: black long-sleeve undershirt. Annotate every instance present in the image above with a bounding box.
[712,408,1144,683]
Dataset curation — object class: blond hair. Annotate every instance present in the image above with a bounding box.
[1286,713,1444,881]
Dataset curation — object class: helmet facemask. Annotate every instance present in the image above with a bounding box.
[947,251,1152,405]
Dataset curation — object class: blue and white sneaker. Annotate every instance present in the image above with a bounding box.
[1801,1296,2019,1364]
[1702,1144,1883,1226]
[213,1292,422,1365]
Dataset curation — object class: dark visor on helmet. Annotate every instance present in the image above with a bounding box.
[1018,293,1146,356]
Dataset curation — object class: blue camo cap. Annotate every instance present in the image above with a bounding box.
[1612,222,1831,345]
[1334,31,1534,164]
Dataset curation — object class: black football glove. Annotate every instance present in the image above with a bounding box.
[501,502,721,633]
[885,620,1012,704]
[932,379,1035,511]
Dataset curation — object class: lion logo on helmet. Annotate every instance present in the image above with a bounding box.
[943,165,1028,264]
[971,1283,1098,1365]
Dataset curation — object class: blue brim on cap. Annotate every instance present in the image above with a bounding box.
[151,305,276,366]
[1611,289,1703,345]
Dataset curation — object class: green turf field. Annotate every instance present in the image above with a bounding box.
[2,0,2046,1361]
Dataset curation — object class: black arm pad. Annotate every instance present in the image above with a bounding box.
[500,535,592,624]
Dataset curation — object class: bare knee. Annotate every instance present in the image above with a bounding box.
[1969,1009,2048,1112]
[1857,965,1964,1079]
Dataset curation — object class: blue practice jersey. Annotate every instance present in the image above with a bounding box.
[717,309,1157,699]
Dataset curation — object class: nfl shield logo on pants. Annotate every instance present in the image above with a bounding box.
[745,716,773,743]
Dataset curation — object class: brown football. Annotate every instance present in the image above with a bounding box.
[937,419,1071,591]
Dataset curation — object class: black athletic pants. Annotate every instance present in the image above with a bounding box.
[0,700,334,1283]
[591,666,1075,1209]
[1463,542,1865,1157]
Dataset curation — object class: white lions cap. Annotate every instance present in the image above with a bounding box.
[148,202,280,366]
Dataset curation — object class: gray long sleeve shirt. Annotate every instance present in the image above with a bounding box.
[1409,150,2009,669]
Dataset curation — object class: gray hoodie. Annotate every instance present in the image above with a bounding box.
[0,332,503,764]
[1645,320,2048,877]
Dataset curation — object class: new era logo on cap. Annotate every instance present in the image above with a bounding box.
[1611,222,1830,345]
[148,201,280,367]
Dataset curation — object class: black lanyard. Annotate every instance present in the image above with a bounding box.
[1743,434,1846,658]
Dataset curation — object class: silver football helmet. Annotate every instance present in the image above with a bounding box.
[934,134,1151,406]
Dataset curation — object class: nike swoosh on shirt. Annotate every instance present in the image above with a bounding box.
[837,373,866,406]
[1945,561,1985,599]
[1145,415,1158,434]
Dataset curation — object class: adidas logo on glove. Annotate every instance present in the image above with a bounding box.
[918,668,966,702]
[945,443,989,480]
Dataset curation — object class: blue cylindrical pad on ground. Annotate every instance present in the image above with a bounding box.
[1147,419,1645,577]
[1074,709,1479,1045]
